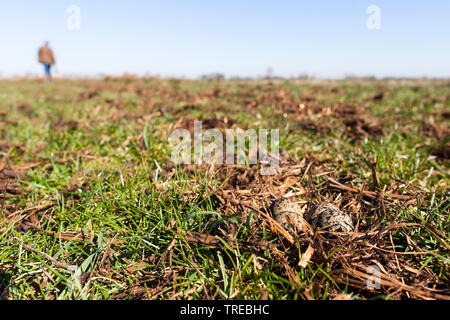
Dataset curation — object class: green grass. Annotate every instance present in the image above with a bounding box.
[0,77,448,300]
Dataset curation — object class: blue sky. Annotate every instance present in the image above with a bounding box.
[0,0,449,78]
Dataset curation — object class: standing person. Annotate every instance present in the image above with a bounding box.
[38,42,56,82]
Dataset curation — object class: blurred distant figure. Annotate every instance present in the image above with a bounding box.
[38,42,56,82]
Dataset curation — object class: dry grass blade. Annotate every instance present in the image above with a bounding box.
[0,147,13,172]
[185,232,221,246]
[298,243,315,268]
[240,202,295,244]
[21,222,124,245]
[341,264,450,300]
[21,243,77,272]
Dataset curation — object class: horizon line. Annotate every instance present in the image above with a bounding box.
[1,73,449,81]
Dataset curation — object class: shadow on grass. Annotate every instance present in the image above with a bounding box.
[0,271,12,300]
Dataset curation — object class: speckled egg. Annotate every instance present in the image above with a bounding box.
[307,202,354,233]
[270,198,304,232]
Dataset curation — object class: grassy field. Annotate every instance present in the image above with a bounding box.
[0,77,448,300]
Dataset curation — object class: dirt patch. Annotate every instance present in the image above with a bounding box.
[53,119,80,131]
[77,90,99,101]
[172,117,240,135]
[334,104,384,138]
[279,103,385,139]
[421,123,450,160]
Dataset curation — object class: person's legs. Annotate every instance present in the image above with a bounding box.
[43,64,52,82]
